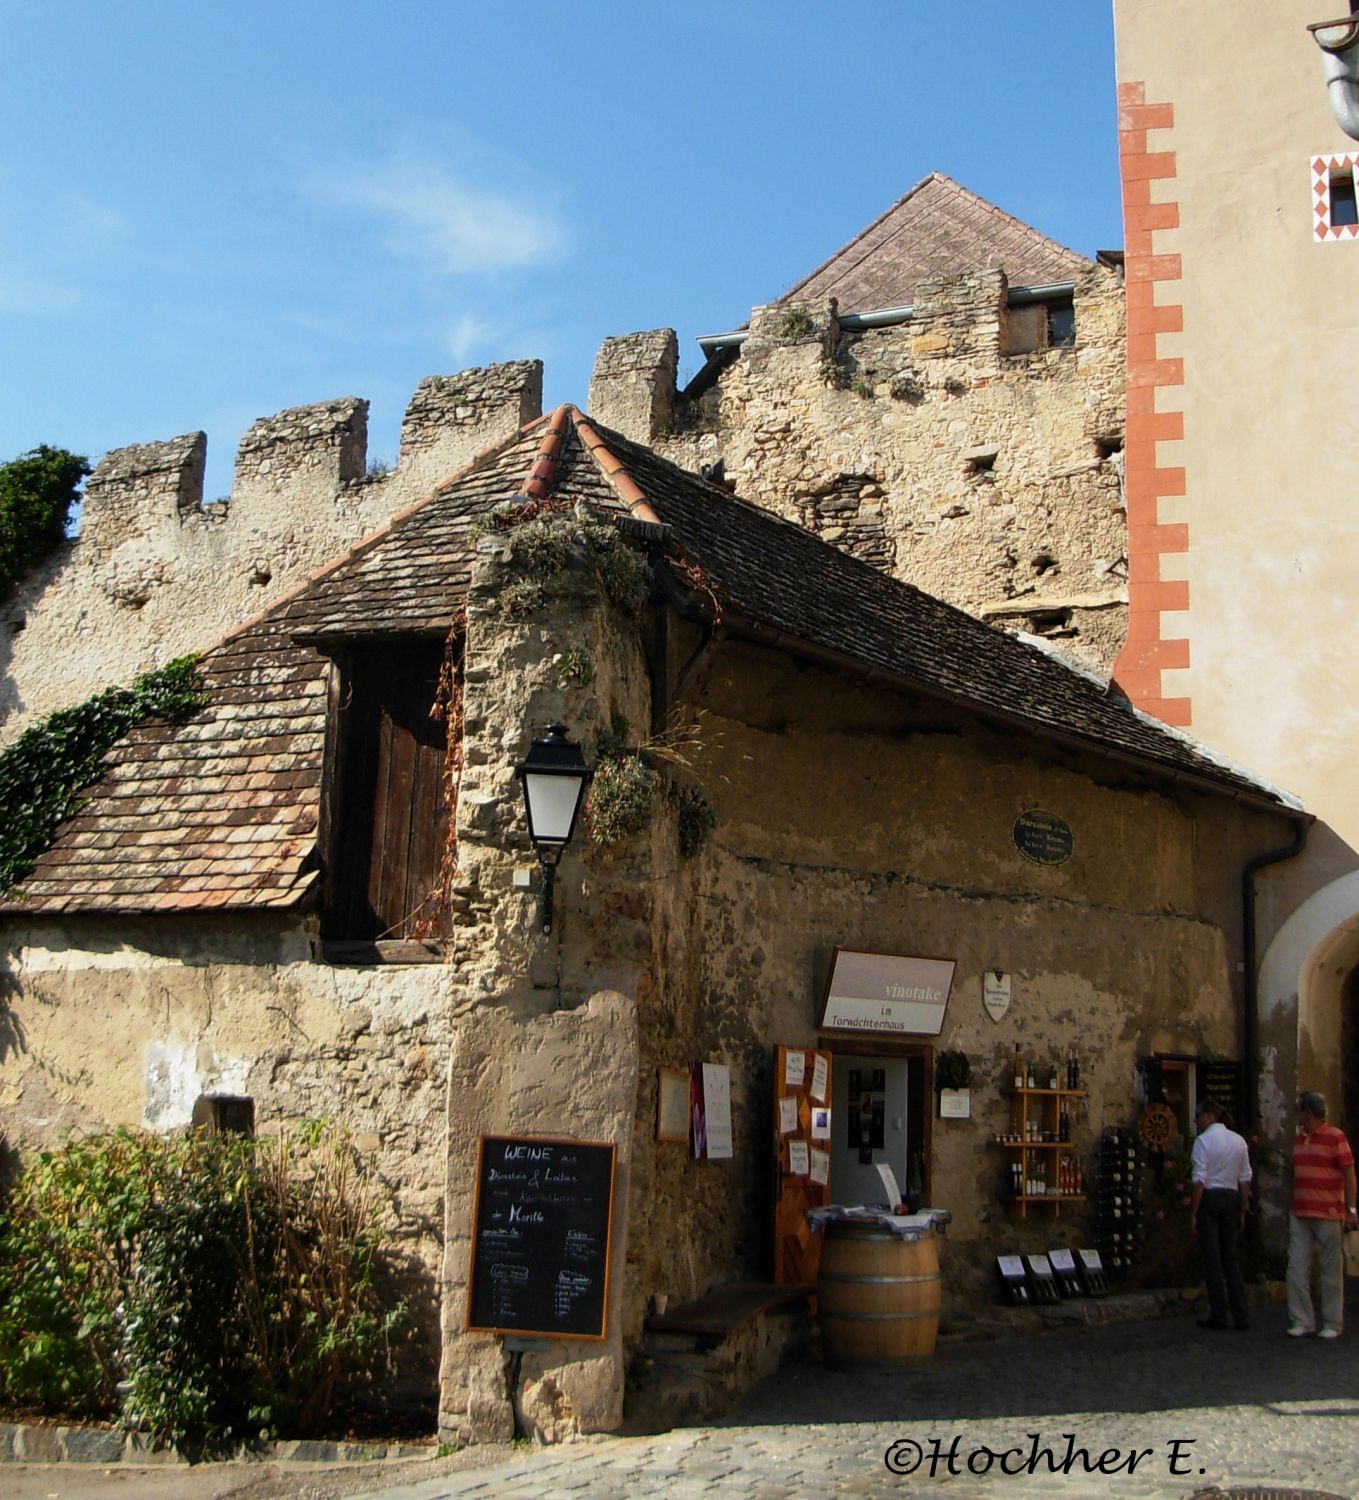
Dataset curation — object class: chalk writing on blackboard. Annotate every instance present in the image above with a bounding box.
[466,1135,617,1341]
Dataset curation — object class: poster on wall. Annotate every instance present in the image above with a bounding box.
[703,1063,734,1159]
[818,948,956,1037]
[657,1067,690,1143]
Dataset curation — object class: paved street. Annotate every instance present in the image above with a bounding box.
[7,1297,1358,1499]
[352,1296,1359,1500]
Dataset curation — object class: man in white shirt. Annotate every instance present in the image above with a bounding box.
[1189,1099,1253,1330]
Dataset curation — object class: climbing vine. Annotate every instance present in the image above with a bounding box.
[0,446,90,601]
[0,656,205,895]
[410,612,466,943]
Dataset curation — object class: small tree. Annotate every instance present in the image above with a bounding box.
[0,445,90,600]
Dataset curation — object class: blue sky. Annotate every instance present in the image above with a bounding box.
[0,2,1122,503]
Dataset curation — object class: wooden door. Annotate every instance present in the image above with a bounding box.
[773,1044,832,1285]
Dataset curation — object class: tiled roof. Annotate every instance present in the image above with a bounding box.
[3,410,1293,917]
[776,172,1091,312]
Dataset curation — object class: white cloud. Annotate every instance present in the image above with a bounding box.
[447,311,492,362]
[312,150,567,277]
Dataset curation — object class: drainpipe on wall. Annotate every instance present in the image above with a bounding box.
[1242,817,1312,1131]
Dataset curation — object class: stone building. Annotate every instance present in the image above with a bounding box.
[0,405,1300,1441]
[590,174,1129,673]
[1110,0,1359,1185]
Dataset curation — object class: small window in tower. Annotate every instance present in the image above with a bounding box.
[1046,300,1076,349]
[1313,154,1359,239]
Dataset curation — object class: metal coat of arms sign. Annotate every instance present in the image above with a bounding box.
[983,970,1011,1023]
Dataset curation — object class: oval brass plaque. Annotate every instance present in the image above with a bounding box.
[1012,809,1073,866]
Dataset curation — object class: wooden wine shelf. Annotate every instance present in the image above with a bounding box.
[993,1084,1088,1217]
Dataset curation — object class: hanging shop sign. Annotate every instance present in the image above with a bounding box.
[818,947,956,1037]
[1012,809,1074,866]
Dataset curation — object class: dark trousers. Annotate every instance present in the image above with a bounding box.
[1198,1187,1249,1328]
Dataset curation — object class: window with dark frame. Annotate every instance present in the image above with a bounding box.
[1331,171,1358,227]
[324,640,453,944]
[1046,300,1077,349]
[192,1095,256,1137]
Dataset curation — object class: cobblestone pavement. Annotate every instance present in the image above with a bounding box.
[352,1298,1359,1500]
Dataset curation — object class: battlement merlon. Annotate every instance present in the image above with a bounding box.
[81,432,207,561]
[587,331,678,446]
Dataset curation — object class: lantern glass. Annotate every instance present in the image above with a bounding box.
[522,770,586,846]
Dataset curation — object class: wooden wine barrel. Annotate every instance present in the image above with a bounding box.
[817,1220,940,1367]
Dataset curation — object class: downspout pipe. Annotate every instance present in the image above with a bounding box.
[1242,817,1312,1132]
[1308,16,1359,142]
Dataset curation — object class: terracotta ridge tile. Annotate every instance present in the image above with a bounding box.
[517,405,572,502]
[569,409,664,526]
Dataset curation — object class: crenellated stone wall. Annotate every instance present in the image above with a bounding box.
[0,361,543,743]
[590,265,1128,674]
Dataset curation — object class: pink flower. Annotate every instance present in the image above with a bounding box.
[1181,1196,1192,1207]
[1155,1209,1166,1221]
[1174,1181,1185,1192]
[1162,1158,1174,1170]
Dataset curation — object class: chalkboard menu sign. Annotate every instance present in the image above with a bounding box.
[466,1135,616,1341]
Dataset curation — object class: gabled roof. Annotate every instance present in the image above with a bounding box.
[776,172,1091,313]
[2,410,1297,917]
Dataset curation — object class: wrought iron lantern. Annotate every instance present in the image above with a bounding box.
[514,724,592,934]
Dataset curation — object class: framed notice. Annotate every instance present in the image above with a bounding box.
[818,947,956,1037]
[657,1068,690,1143]
[466,1135,616,1341]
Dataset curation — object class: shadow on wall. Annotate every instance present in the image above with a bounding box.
[0,956,27,1064]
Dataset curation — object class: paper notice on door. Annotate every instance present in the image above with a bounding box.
[779,1096,798,1134]
[810,1054,829,1102]
[787,1139,809,1176]
[875,1162,902,1207]
[809,1147,830,1186]
[784,1050,805,1088]
[811,1107,831,1140]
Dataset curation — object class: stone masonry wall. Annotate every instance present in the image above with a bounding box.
[590,266,1128,674]
[0,361,543,744]
[0,913,456,1408]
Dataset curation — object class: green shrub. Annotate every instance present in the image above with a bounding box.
[587,754,661,845]
[0,1125,401,1457]
[0,445,90,601]
[673,783,717,858]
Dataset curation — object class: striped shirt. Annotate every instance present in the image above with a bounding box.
[1291,1123,1355,1221]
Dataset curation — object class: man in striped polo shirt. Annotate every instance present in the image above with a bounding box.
[1286,1091,1358,1338]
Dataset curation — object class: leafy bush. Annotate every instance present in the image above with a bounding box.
[0,656,205,895]
[673,783,717,858]
[0,445,90,601]
[587,753,661,845]
[0,1125,402,1458]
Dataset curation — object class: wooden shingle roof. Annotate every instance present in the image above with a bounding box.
[777,172,1091,312]
[2,411,1297,917]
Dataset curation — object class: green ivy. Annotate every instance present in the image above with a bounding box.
[0,446,90,601]
[0,655,205,895]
